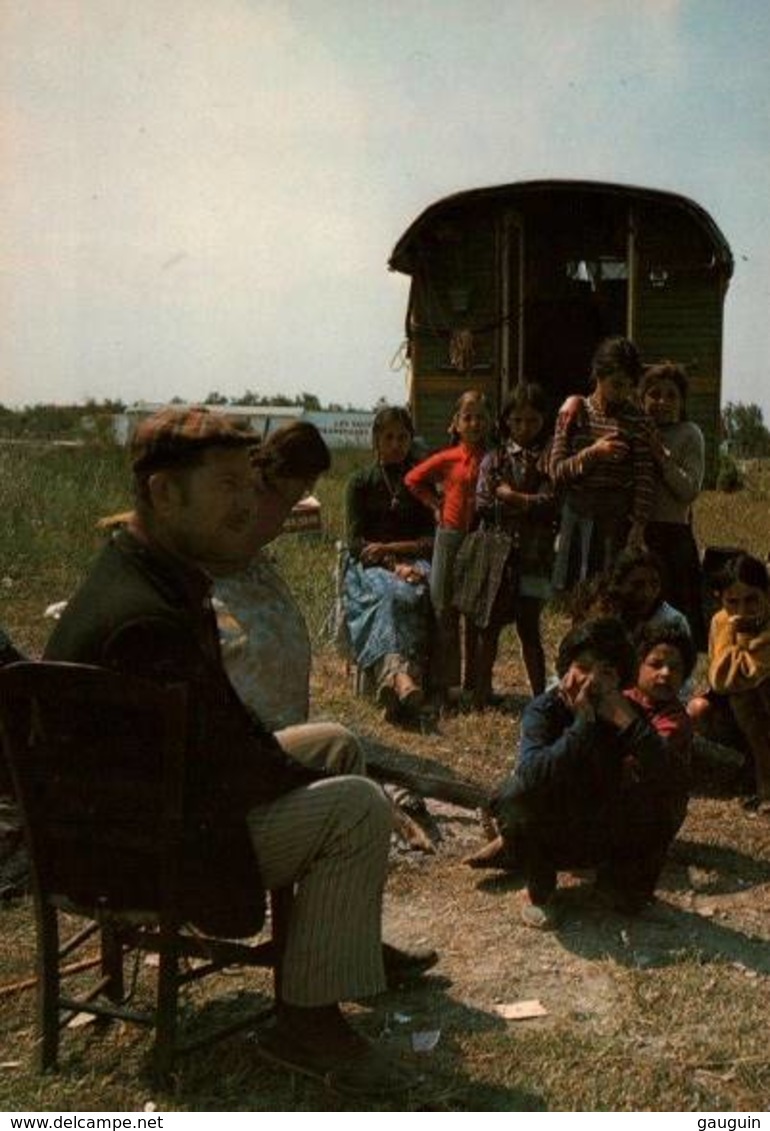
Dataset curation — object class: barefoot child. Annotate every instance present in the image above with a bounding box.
[465,619,694,924]
[405,390,490,702]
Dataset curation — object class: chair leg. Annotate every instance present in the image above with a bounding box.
[354,665,376,699]
[100,921,125,1003]
[36,902,60,1072]
[153,919,180,1082]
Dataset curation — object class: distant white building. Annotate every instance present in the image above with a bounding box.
[303,410,374,449]
[112,402,374,449]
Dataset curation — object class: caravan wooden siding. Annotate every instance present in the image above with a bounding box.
[405,208,499,444]
[389,180,733,483]
[632,197,729,476]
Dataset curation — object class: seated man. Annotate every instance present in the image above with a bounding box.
[0,626,24,669]
[1,626,29,901]
[44,406,426,1097]
[465,618,693,927]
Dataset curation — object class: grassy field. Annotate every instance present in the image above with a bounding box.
[1,441,770,1113]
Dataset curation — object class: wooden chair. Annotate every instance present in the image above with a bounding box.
[0,661,291,1082]
[333,542,438,702]
[331,542,374,696]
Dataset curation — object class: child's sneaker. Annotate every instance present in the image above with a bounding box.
[520,896,558,930]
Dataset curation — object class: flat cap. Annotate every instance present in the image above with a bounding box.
[131,406,259,474]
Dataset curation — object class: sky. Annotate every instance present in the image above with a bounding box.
[2,0,769,416]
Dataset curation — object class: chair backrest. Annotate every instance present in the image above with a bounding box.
[329,540,355,658]
[0,662,188,917]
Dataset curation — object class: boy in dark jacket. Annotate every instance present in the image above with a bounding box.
[467,618,693,928]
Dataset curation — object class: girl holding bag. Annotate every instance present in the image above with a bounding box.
[468,384,557,708]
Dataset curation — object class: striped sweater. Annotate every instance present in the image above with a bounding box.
[549,393,655,523]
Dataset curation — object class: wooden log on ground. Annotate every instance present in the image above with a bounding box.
[362,737,490,810]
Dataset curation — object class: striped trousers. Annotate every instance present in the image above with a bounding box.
[246,721,390,1006]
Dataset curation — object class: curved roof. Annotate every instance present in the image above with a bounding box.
[388,179,733,277]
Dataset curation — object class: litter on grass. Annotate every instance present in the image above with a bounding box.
[494,999,548,1020]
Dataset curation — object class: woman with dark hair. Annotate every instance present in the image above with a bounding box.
[550,336,655,589]
[213,420,332,730]
[571,545,691,644]
[640,361,706,649]
[343,406,435,721]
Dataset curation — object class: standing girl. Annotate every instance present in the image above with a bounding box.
[639,361,707,650]
[550,336,655,590]
[471,384,557,707]
[405,390,490,700]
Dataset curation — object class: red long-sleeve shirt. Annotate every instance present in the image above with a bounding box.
[404,443,484,532]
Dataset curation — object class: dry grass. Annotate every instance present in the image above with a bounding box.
[2,444,770,1111]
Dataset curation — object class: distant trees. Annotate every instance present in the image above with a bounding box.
[0,389,376,441]
[721,401,770,459]
[209,390,324,410]
[0,399,123,440]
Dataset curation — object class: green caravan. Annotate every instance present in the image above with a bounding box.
[388,180,733,482]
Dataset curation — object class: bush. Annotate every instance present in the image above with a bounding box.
[716,451,742,493]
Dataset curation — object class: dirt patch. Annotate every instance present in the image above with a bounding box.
[377,770,770,1052]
